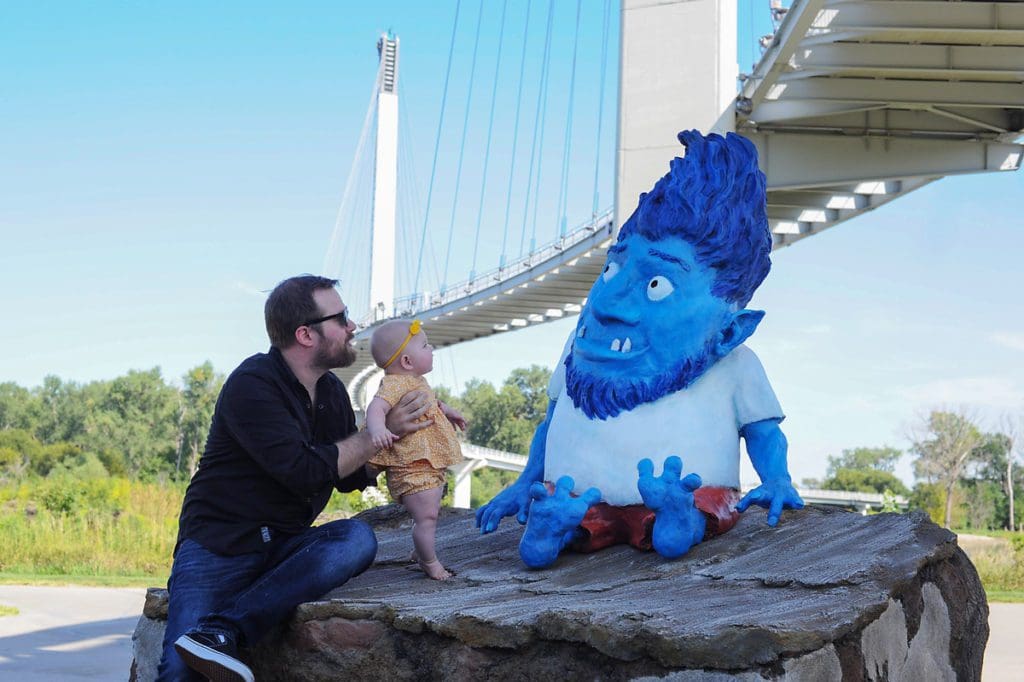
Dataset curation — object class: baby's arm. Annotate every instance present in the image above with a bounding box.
[366,397,398,449]
[438,400,467,431]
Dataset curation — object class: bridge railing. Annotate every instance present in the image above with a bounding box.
[374,207,614,326]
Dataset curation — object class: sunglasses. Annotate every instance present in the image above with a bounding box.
[303,308,350,328]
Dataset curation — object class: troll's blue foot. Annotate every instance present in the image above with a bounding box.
[637,456,705,559]
[519,476,601,569]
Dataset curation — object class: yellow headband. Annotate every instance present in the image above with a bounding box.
[382,320,422,369]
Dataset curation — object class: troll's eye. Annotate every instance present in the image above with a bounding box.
[602,261,620,282]
[646,276,674,301]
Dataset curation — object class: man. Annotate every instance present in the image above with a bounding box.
[476,131,804,567]
[158,275,431,681]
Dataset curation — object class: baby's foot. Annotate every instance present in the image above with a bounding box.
[418,557,452,580]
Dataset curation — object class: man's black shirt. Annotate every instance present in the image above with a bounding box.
[176,347,373,556]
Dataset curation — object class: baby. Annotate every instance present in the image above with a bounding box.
[366,319,467,580]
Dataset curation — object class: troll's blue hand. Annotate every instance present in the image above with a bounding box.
[736,478,804,526]
[519,476,601,569]
[475,482,533,534]
[637,456,705,559]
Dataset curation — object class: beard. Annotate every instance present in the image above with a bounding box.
[564,338,716,420]
[314,339,357,370]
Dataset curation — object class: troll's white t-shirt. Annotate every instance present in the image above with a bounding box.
[544,339,783,506]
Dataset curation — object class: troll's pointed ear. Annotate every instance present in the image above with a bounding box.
[714,309,765,358]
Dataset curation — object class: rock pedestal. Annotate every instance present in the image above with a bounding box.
[132,505,988,680]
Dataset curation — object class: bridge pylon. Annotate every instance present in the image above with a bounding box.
[370,32,400,323]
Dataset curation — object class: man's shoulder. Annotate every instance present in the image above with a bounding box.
[217,352,287,399]
[226,351,276,381]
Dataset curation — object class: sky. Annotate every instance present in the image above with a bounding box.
[2,1,1022,488]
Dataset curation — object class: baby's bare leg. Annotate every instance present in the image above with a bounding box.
[402,487,451,580]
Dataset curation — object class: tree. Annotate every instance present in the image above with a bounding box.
[177,362,223,477]
[450,366,551,505]
[909,481,966,528]
[0,382,37,431]
[83,368,181,478]
[459,365,551,455]
[965,425,1022,531]
[1000,416,1020,531]
[33,375,91,445]
[911,410,984,529]
[823,468,910,496]
[825,446,902,478]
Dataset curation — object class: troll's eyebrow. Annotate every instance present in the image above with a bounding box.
[649,248,691,271]
[608,243,626,255]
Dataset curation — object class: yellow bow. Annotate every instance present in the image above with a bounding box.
[382,320,422,369]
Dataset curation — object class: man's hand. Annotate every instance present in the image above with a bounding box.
[385,390,433,438]
[736,478,804,527]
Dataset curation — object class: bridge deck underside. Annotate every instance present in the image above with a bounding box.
[741,0,1024,249]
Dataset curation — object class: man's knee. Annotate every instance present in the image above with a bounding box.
[320,518,378,570]
[349,519,378,568]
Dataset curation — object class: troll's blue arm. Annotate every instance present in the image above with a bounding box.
[736,419,804,526]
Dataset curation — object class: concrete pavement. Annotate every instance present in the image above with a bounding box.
[984,603,1024,682]
[0,585,146,681]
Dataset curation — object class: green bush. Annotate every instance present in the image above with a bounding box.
[39,479,80,514]
[0,478,182,579]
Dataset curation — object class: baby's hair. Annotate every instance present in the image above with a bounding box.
[370,319,417,368]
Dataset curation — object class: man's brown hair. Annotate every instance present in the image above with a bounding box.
[264,275,340,349]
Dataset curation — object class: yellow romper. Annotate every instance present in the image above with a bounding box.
[368,374,463,500]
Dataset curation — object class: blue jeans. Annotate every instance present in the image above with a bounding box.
[156,519,377,681]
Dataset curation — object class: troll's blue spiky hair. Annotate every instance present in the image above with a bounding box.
[617,130,771,307]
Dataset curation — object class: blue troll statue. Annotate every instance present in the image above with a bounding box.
[476,130,804,568]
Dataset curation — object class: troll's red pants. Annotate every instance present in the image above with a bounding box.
[566,486,741,553]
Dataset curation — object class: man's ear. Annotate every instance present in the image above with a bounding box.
[294,325,316,349]
[714,309,765,358]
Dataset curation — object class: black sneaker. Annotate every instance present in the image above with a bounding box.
[174,629,255,682]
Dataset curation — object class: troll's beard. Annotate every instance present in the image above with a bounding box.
[564,339,717,420]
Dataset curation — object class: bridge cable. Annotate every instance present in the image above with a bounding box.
[397,78,442,308]
[332,108,377,317]
[497,0,533,270]
[322,65,382,280]
[469,0,509,282]
[440,0,486,293]
[518,0,556,258]
[395,86,417,299]
[554,0,583,240]
[412,0,462,301]
[591,0,612,218]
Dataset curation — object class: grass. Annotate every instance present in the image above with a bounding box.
[956,530,1024,602]
[0,572,165,587]
[0,478,181,582]
[0,477,373,588]
[986,590,1024,603]
[0,604,18,617]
